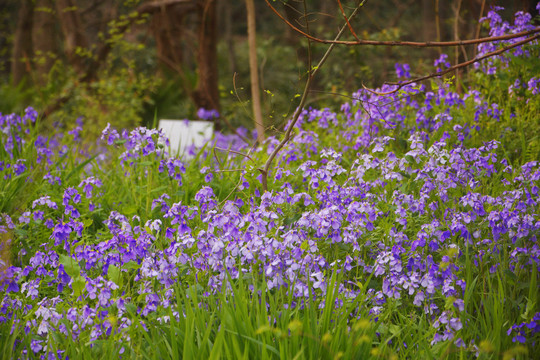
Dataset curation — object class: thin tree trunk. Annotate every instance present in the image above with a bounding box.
[151,2,189,73]
[453,0,463,94]
[222,0,237,74]
[283,0,308,65]
[422,0,439,56]
[422,0,436,42]
[11,0,34,85]
[193,0,220,129]
[246,0,265,142]
[56,0,88,75]
[42,0,196,118]
[32,0,57,85]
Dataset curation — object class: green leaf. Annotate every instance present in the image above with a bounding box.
[59,254,81,278]
[123,261,140,270]
[108,265,121,286]
[82,218,93,228]
[72,276,86,297]
[122,205,139,216]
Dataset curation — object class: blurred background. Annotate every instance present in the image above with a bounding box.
[0,0,537,140]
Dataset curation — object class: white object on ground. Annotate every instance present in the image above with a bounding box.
[158,119,214,157]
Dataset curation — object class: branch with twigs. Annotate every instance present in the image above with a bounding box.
[214,147,255,162]
[264,0,540,48]
[362,33,540,96]
[255,0,540,194]
[258,0,366,192]
[337,0,360,41]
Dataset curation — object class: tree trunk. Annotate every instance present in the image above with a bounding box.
[422,0,440,57]
[282,0,308,68]
[32,0,57,85]
[56,0,88,75]
[246,0,265,142]
[422,0,436,42]
[221,0,237,74]
[151,2,189,73]
[283,0,302,45]
[193,0,220,129]
[453,0,464,94]
[11,0,34,86]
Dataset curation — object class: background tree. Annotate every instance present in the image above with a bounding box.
[0,0,538,137]
[55,0,88,75]
[11,0,34,86]
[32,0,57,86]
[246,0,265,142]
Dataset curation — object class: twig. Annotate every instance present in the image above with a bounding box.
[363,33,540,96]
[263,1,540,48]
[473,0,487,58]
[337,0,360,41]
[218,176,244,208]
[214,147,255,162]
[212,147,223,168]
[215,169,246,173]
[258,0,366,192]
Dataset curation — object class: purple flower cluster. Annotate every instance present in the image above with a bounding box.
[0,108,38,180]
[507,312,540,344]
[0,6,539,357]
[197,108,220,121]
[476,6,539,74]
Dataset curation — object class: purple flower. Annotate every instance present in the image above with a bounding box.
[30,339,43,353]
[195,186,217,212]
[434,54,451,71]
[23,107,38,123]
[68,118,83,141]
[449,317,463,331]
[51,222,71,246]
[58,265,71,284]
[14,159,26,175]
[101,123,120,145]
[527,77,540,95]
[63,187,81,206]
[395,63,411,78]
[152,193,171,213]
[78,176,103,198]
[197,108,219,120]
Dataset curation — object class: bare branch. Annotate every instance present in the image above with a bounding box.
[363,34,540,96]
[259,0,366,192]
[214,147,255,162]
[263,0,540,48]
[337,0,360,41]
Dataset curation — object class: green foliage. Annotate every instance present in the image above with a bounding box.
[217,36,305,131]
[0,79,36,114]
[53,65,160,140]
